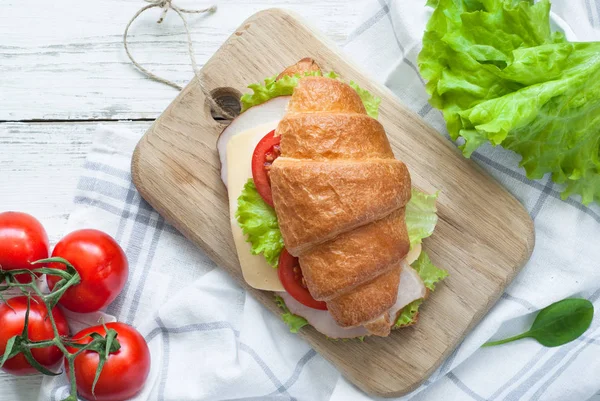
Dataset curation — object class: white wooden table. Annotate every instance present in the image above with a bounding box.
[0,0,360,398]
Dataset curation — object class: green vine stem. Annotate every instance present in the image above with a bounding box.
[0,258,121,401]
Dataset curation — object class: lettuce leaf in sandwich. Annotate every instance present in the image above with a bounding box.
[241,71,381,119]
[236,180,284,267]
[241,71,338,112]
[395,251,448,329]
[274,294,308,333]
[394,192,447,329]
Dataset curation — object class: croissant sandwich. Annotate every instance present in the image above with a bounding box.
[217,58,447,339]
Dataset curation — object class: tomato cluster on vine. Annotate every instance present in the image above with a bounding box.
[0,211,151,401]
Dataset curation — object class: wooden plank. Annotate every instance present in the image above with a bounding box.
[0,0,359,121]
[0,122,91,242]
[0,121,152,239]
[131,9,535,397]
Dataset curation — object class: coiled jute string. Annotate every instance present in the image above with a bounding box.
[123,0,235,119]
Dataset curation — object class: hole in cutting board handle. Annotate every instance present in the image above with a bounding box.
[210,87,242,122]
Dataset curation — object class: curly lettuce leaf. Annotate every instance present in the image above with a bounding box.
[412,251,448,291]
[406,189,439,248]
[240,72,381,119]
[274,295,308,333]
[236,180,284,267]
[349,81,381,119]
[394,299,423,329]
[400,190,445,328]
[240,71,338,112]
[418,0,600,205]
[394,251,448,327]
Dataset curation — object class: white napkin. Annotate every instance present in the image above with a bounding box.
[39,1,600,400]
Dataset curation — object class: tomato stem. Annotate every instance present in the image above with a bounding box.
[23,339,56,349]
[65,355,78,400]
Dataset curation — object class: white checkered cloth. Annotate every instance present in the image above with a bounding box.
[39,1,600,400]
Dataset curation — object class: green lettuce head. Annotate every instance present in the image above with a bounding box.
[419,0,600,204]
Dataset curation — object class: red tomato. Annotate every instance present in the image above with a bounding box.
[0,296,69,375]
[278,248,327,310]
[66,322,151,401]
[47,229,128,313]
[0,212,49,283]
[251,130,281,207]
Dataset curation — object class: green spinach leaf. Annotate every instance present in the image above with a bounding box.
[483,298,594,348]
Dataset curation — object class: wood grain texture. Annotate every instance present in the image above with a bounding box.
[131,9,535,397]
[0,123,92,241]
[0,0,360,121]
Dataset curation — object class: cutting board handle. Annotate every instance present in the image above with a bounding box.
[207,85,243,120]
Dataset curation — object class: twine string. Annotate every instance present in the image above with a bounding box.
[123,0,235,119]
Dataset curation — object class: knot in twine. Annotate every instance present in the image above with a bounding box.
[144,0,217,24]
[124,1,234,119]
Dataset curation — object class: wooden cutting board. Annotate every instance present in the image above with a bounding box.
[131,9,535,398]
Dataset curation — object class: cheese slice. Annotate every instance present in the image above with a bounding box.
[227,120,285,291]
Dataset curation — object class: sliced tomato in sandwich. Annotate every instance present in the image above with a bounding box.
[278,248,328,310]
[251,130,281,207]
